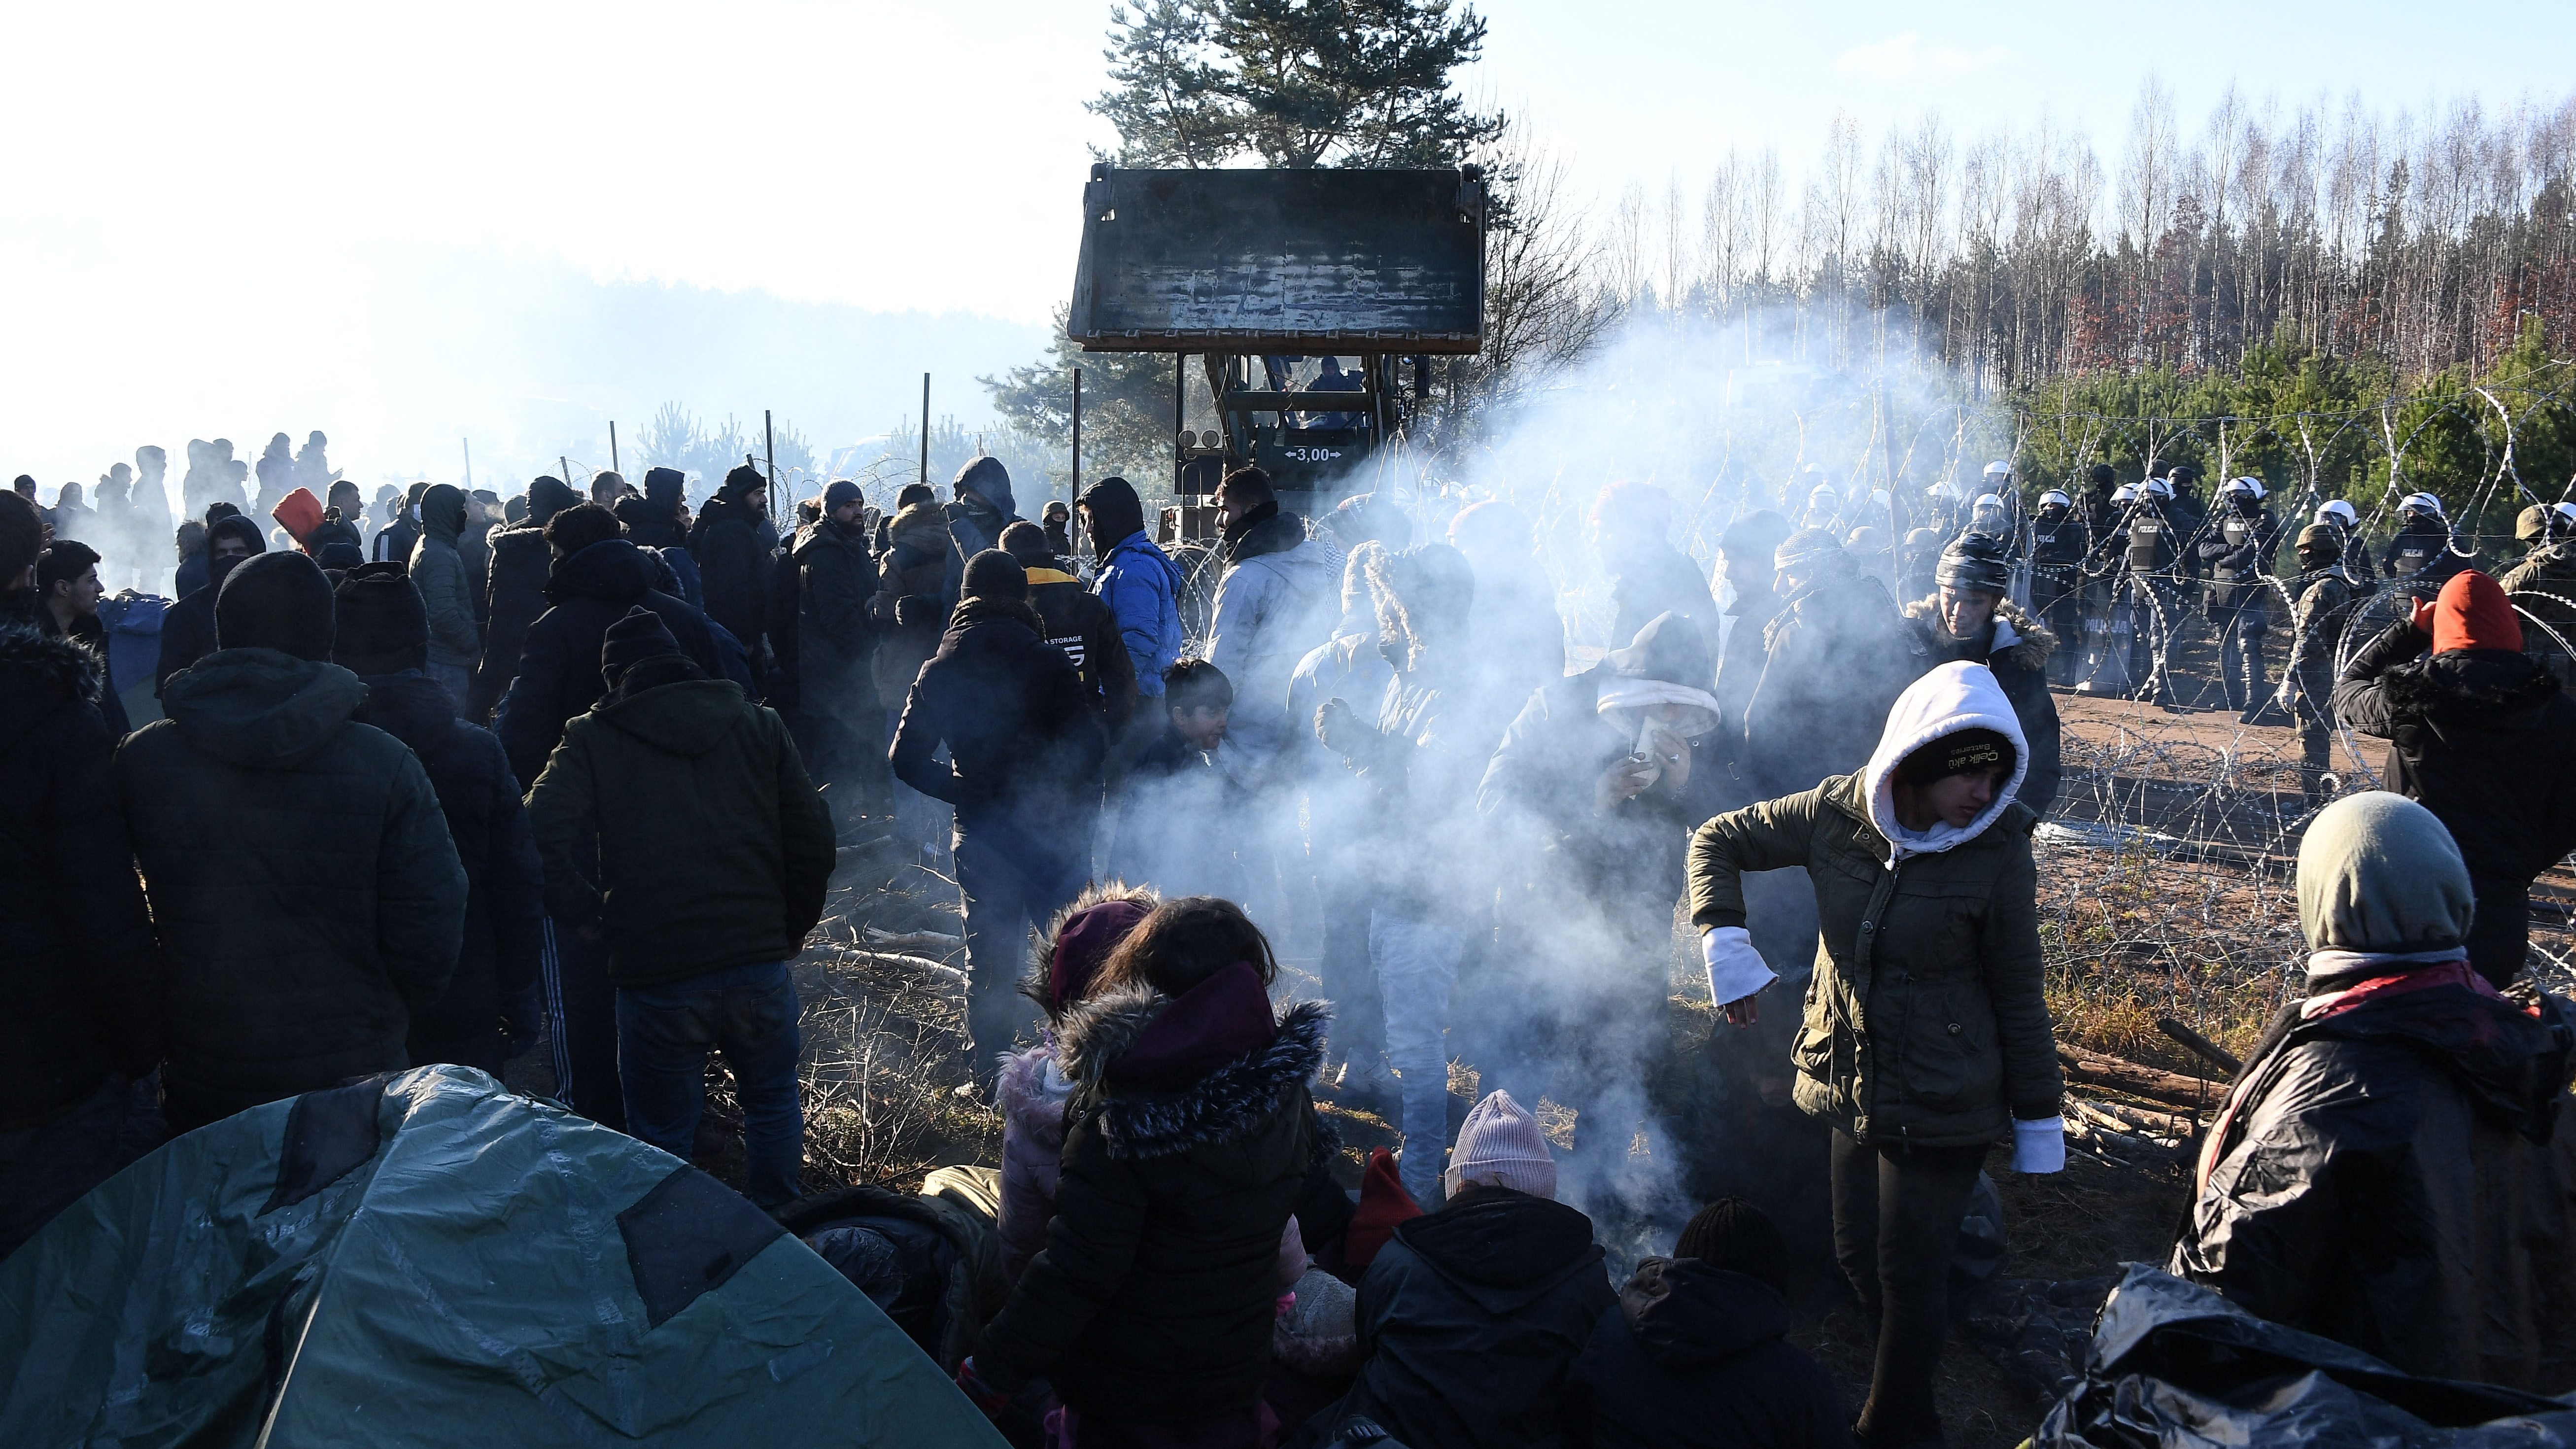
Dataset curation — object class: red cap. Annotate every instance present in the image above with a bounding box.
[270,486,325,550]
[2427,569,2522,654]
[1341,1147,1422,1269]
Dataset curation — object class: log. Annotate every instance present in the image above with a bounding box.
[2155,1018,2243,1075]
[2057,1043,2224,1110]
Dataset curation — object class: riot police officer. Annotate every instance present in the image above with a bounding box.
[2312,499,2376,583]
[2380,492,2456,588]
[2090,477,2184,703]
[2200,477,2284,712]
[2282,523,2362,806]
[2027,489,2088,685]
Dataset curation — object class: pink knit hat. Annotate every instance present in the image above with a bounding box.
[1444,1090,1556,1201]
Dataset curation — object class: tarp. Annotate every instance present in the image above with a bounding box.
[0,1066,1004,1448]
[2031,1264,2576,1447]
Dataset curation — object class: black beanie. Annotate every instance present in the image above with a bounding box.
[961,549,1027,602]
[600,605,682,684]
[332,562,430,674]
[527,475,578,525]
[1674,1198,1789,1298]
[216,552,336,660]
[999,520,1053,565]
[1897,726,2017,787]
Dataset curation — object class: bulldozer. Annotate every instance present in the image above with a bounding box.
[1067,162,1488,546]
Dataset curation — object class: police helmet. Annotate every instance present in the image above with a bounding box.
[2399,491,2445,521]
[2316,499,2358,528]
[2112,483,2140,504]
[2144,477,2174,499]
[2224,476,2266,502]
[1982,459,2012,480]
[2037,489,2072,511]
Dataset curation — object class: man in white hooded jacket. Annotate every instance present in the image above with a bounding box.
[1686,660,2065,1449]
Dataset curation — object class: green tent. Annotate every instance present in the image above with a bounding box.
[0,1065,1004,1448]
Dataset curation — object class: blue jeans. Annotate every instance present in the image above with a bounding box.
[616,961,804,1207]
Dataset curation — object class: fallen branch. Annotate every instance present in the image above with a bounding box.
[2155,1018,2243,1075]
[2057,1043,2223,1110]
[866,926,965,950]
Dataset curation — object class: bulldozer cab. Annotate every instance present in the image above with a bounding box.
[1070,164,1485,536]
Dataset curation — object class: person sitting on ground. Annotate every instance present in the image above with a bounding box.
[117,551,468,1132]
[1566,1197,1852,1449]
[1298,1090,1616,1449]
[994,881,1158,1283]
[2332,570,2576,990]
[2171,790,2576,1392]
[960,897,1332,1444]
[1108,657,1253,901]
[523,607,835,1208]
[336,563,546,1076]
[1690,660,2065,1449]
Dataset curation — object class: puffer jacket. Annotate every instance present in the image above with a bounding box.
[0,612,162,1128]
[687,492,771,666]
[115,648,467,1127]
[351,670,545,1071]
[793,513,876,711]
[871,501,952,706]
[1901,595,2063,818]
[493,538,725,790]
[1304,1189,1616,1449]
[2172,972,2576,1392]
[523,670,835,989]
[994,1044,1078,1282]
[1095,530,1184,699]
[977,963,1328,1422]
[2333,624,2576,883]
[1688,662,2063,1146]
[469,521,552,723]
[888,597,1105,846]
[1565,1258,1852,1449]
[409,485,481,670]
[1210,505,1337,723]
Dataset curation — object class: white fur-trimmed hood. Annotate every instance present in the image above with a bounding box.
[1860,660,2029,862]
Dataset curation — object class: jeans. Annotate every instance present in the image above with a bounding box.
[1830,1131,1986,1445]
[617,960,805,1208]
[954,828,1082,1073]
[542,915,624,1131]
[1371,910,1465,1207]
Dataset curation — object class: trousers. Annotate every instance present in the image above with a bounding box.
[955,827,1083,1071]
[543,914,625,1131]
[1370,910,1465,1207]
[1830,1131,1986,1445]
[2468,874,2533,990]
[617,960,805,1207]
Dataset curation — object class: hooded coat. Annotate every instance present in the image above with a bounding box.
[939,462,1017,611]
[0,613,163,1128]
[523,672,835,989]
[976,964,1329,1422]
[2332,623,2576,885]
[493,539,726,791]
[410,484,481,671]
[1026,562,1137,736]
[114,649,467,1127]
[1095,530,1185,701]
[468,477,577,723]
[614,470,688,550]
[1564,1258,1852,1449]
[2171,795,2576,1391]
[888,598,1105,864]
[350,671,545,1070]
[1688,662,2063,1146]
[687,491,772,666]
[1741,563,1928,798]
[1209,505,1337,725]
[1901,595,2062,818]
[1306,1189,1616,1449]
[870,501,953,706]
[154,517,267,695]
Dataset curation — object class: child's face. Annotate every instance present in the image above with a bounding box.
[1171,703,1229,751]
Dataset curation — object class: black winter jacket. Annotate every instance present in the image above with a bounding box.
[469,520,551,723]
[1566,1258,1851,1449]
[2333,626,2576,882]
[2172,977,2576,1392]
[1306,1189,1615,1449]
[116,649,467,1128]
[1028,565,1137,736]
[795,515,877,709]
[688,493,772,662]
[1742,568,1927,798]
[614,495,687,551]
[1902,596,2064,819]
[889,599,1105,853]
[494,539,725,791]
[978,964,1327,1421]
[0,613,163,1128]
[1609,545,1721,666]
[352,671,545,1070]
[525,671,835,988]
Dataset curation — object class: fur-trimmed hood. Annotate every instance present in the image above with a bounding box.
[1904,593,2058,671]
[1055,964,1330,1162]
[996,1044,1076,1153]
[2382,648,2561,724]
[0,616,103,754]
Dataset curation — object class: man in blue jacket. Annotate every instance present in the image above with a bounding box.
[1079,477,1181,717]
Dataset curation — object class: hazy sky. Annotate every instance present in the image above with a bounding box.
[3,0,2570,492]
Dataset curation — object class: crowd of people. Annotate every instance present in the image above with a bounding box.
[5,439,2574,1448]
